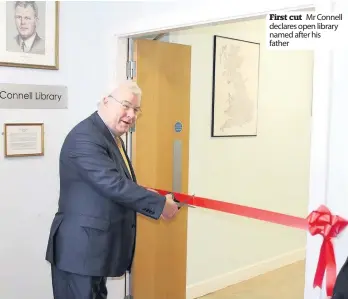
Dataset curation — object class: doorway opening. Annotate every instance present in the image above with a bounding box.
[116,7,324,299]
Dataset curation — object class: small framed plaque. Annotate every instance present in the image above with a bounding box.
[4,123,44,157]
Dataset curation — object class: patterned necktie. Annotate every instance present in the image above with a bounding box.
[115,137,133,179]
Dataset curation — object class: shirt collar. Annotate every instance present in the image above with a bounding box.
[19,33,37,51]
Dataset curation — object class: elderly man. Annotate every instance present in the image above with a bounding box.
[45,81,179,299]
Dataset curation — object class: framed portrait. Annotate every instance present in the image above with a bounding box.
[4,123,44,157]
[0,1,59,70]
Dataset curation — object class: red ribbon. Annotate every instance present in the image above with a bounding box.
[152,189,348,297]
[307,205,348,296]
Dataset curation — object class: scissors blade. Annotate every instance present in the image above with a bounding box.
[173,193,196,209]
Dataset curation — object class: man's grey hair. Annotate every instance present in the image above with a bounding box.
[14,1,39,18]
[121,80,142,100]
[98,80,142,106]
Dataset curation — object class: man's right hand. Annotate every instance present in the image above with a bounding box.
[161,194,179,220]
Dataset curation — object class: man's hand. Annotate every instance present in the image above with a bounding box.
[161,193,178,220]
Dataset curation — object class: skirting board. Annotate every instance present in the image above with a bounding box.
[186,247,306,299]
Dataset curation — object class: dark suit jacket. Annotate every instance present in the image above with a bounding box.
[332,257,348,298]
[45,111,166,277]
[7,33,45,55]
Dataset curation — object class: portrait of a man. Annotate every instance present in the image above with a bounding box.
[6,1,46,55]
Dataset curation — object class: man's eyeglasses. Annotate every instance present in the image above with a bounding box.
[108,95,142,116]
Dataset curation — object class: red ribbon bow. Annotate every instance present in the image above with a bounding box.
[307,205,348,297]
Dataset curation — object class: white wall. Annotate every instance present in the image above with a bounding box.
[118,0,314,37]
[0,2,134,298]
[322,0,348,297]
[169,17,313,297]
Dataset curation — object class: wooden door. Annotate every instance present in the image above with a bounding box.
[130,39,191,299]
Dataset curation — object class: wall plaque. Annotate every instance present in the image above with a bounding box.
[4,123,44,157]
[0,83,68,109]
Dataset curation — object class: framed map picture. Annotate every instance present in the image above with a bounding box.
[211,35,260,137]
[0,1,59,70]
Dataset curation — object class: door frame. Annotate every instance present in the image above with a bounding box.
[114,2,334,299]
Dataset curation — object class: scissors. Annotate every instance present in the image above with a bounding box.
[171,193,196,209]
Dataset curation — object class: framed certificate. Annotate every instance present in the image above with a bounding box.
[4,122,44,157]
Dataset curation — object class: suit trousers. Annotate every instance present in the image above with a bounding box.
[51,265,108,299]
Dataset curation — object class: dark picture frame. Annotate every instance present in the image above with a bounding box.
[211,35,260,137]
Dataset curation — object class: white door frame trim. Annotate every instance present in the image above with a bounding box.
[116,4,314,38]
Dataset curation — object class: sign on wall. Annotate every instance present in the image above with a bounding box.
[0,83,68,109]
